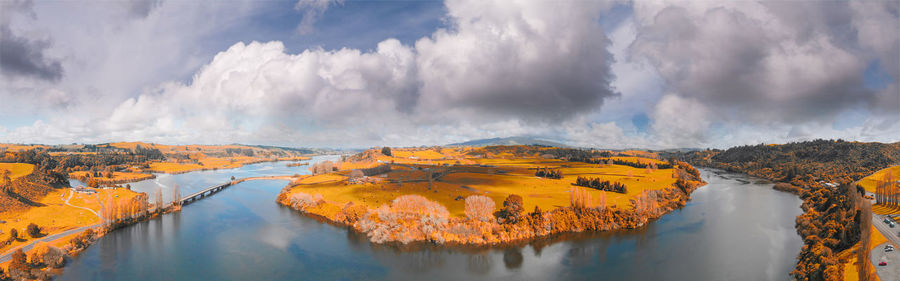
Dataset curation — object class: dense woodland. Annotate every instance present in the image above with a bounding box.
[666,139,900,281]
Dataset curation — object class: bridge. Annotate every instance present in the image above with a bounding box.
[179,175,298,205]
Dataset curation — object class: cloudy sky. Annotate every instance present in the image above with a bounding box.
[0,0,897,149]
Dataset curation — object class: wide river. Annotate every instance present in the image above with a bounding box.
[60,156,802,280]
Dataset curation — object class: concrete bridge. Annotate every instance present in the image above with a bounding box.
[179,175,298,205]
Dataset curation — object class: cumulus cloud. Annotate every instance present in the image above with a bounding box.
[416,0,617,123]
[1,0,897,149]
[40,0,619,146]
[633,1,871,125]
[625,0,900,147]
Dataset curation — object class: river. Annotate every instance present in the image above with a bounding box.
[59,156,803,280]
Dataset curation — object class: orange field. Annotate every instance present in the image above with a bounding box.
[147,156,268,173]
[840,225,887,281]
[0,187,141,254]
[286,149,680,218]
[859,165,900,193]
[69,171,154,184]
[0,163,34,180]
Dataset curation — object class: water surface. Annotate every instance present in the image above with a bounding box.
[60,161,803,280]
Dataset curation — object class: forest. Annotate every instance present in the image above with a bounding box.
[665,139,900,281]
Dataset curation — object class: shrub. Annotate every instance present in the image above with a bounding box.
[8,249,29,277]
[496,194,524,224]
[357,195,450,244]
[465,195,496,222]
[288,192,324,210]
[381,147,392,156]
[26,223,40,238]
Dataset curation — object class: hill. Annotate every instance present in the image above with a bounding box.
[665,139,900,280]
[447,136,568,147]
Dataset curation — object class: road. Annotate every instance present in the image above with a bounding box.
[872,214,900,280]
[0,189,104,263]
[0,224,99,263]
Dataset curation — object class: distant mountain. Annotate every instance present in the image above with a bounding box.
[447,137,568,147]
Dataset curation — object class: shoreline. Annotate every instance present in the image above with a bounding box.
[277,178,706,246]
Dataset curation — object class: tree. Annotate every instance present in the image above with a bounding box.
[26,223,40,238]
[172,183,181,206]
[465,195,495,222]
[8,249,29,277]
[348,169,364,183]
[496,194,524,224]
[9,228,18,241]
[381,147,392,156]
[2,170,10,184]
[154,187,163,212]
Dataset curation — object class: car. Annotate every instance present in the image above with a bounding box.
[880,261,888,266]
[887,247,895,252]
[891,222,896,228]
[887,218,893,224]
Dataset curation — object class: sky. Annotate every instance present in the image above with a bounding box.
[0,0,898,149]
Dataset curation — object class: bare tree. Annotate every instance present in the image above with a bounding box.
[172,183,181,206]
[154,187,163,212]
[465,195,495,222]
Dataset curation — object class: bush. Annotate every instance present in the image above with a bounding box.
[8,249,29,278]
[9,228,18,241]
[26,223,40,238]
[465,195,496,222]
[496,194,524,224]
[381,147,392,156]
[357,195,450,244]
[38,245,67,268]
[288,192,324,210]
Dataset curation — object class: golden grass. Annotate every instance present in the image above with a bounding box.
[859,165,900,193]
[0,188,140,254]
[286,156,678,218]
[841,225,887,281]
[147,156,266,173]
[0,144,49,152]
[68,171,154,183]
[0,163,34,180]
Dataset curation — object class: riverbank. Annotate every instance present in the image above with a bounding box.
[279,180,704,246]
[277,147,706,246]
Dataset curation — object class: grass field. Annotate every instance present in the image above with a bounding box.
[859,165,900,193]
[0,163,34,180]
[69,171,154,184]
[840,225,887,281]
[286,151,680,218]
[0,187,140,254]
[147,156,267,173]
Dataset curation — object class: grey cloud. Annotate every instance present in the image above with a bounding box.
[126,0,163,18]
[0,25,63,81]
[633,2,874,125]
[415,0,617,124]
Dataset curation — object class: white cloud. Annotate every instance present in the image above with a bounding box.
[0,0,897,149]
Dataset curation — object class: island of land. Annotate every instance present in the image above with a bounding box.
[278,145,705,245]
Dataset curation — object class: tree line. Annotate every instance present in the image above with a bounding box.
[573,176,627,193]
[534,167,562,179]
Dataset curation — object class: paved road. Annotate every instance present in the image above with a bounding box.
[872,214,900,280]
[0,224,99,263]
[0,189,104,263]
